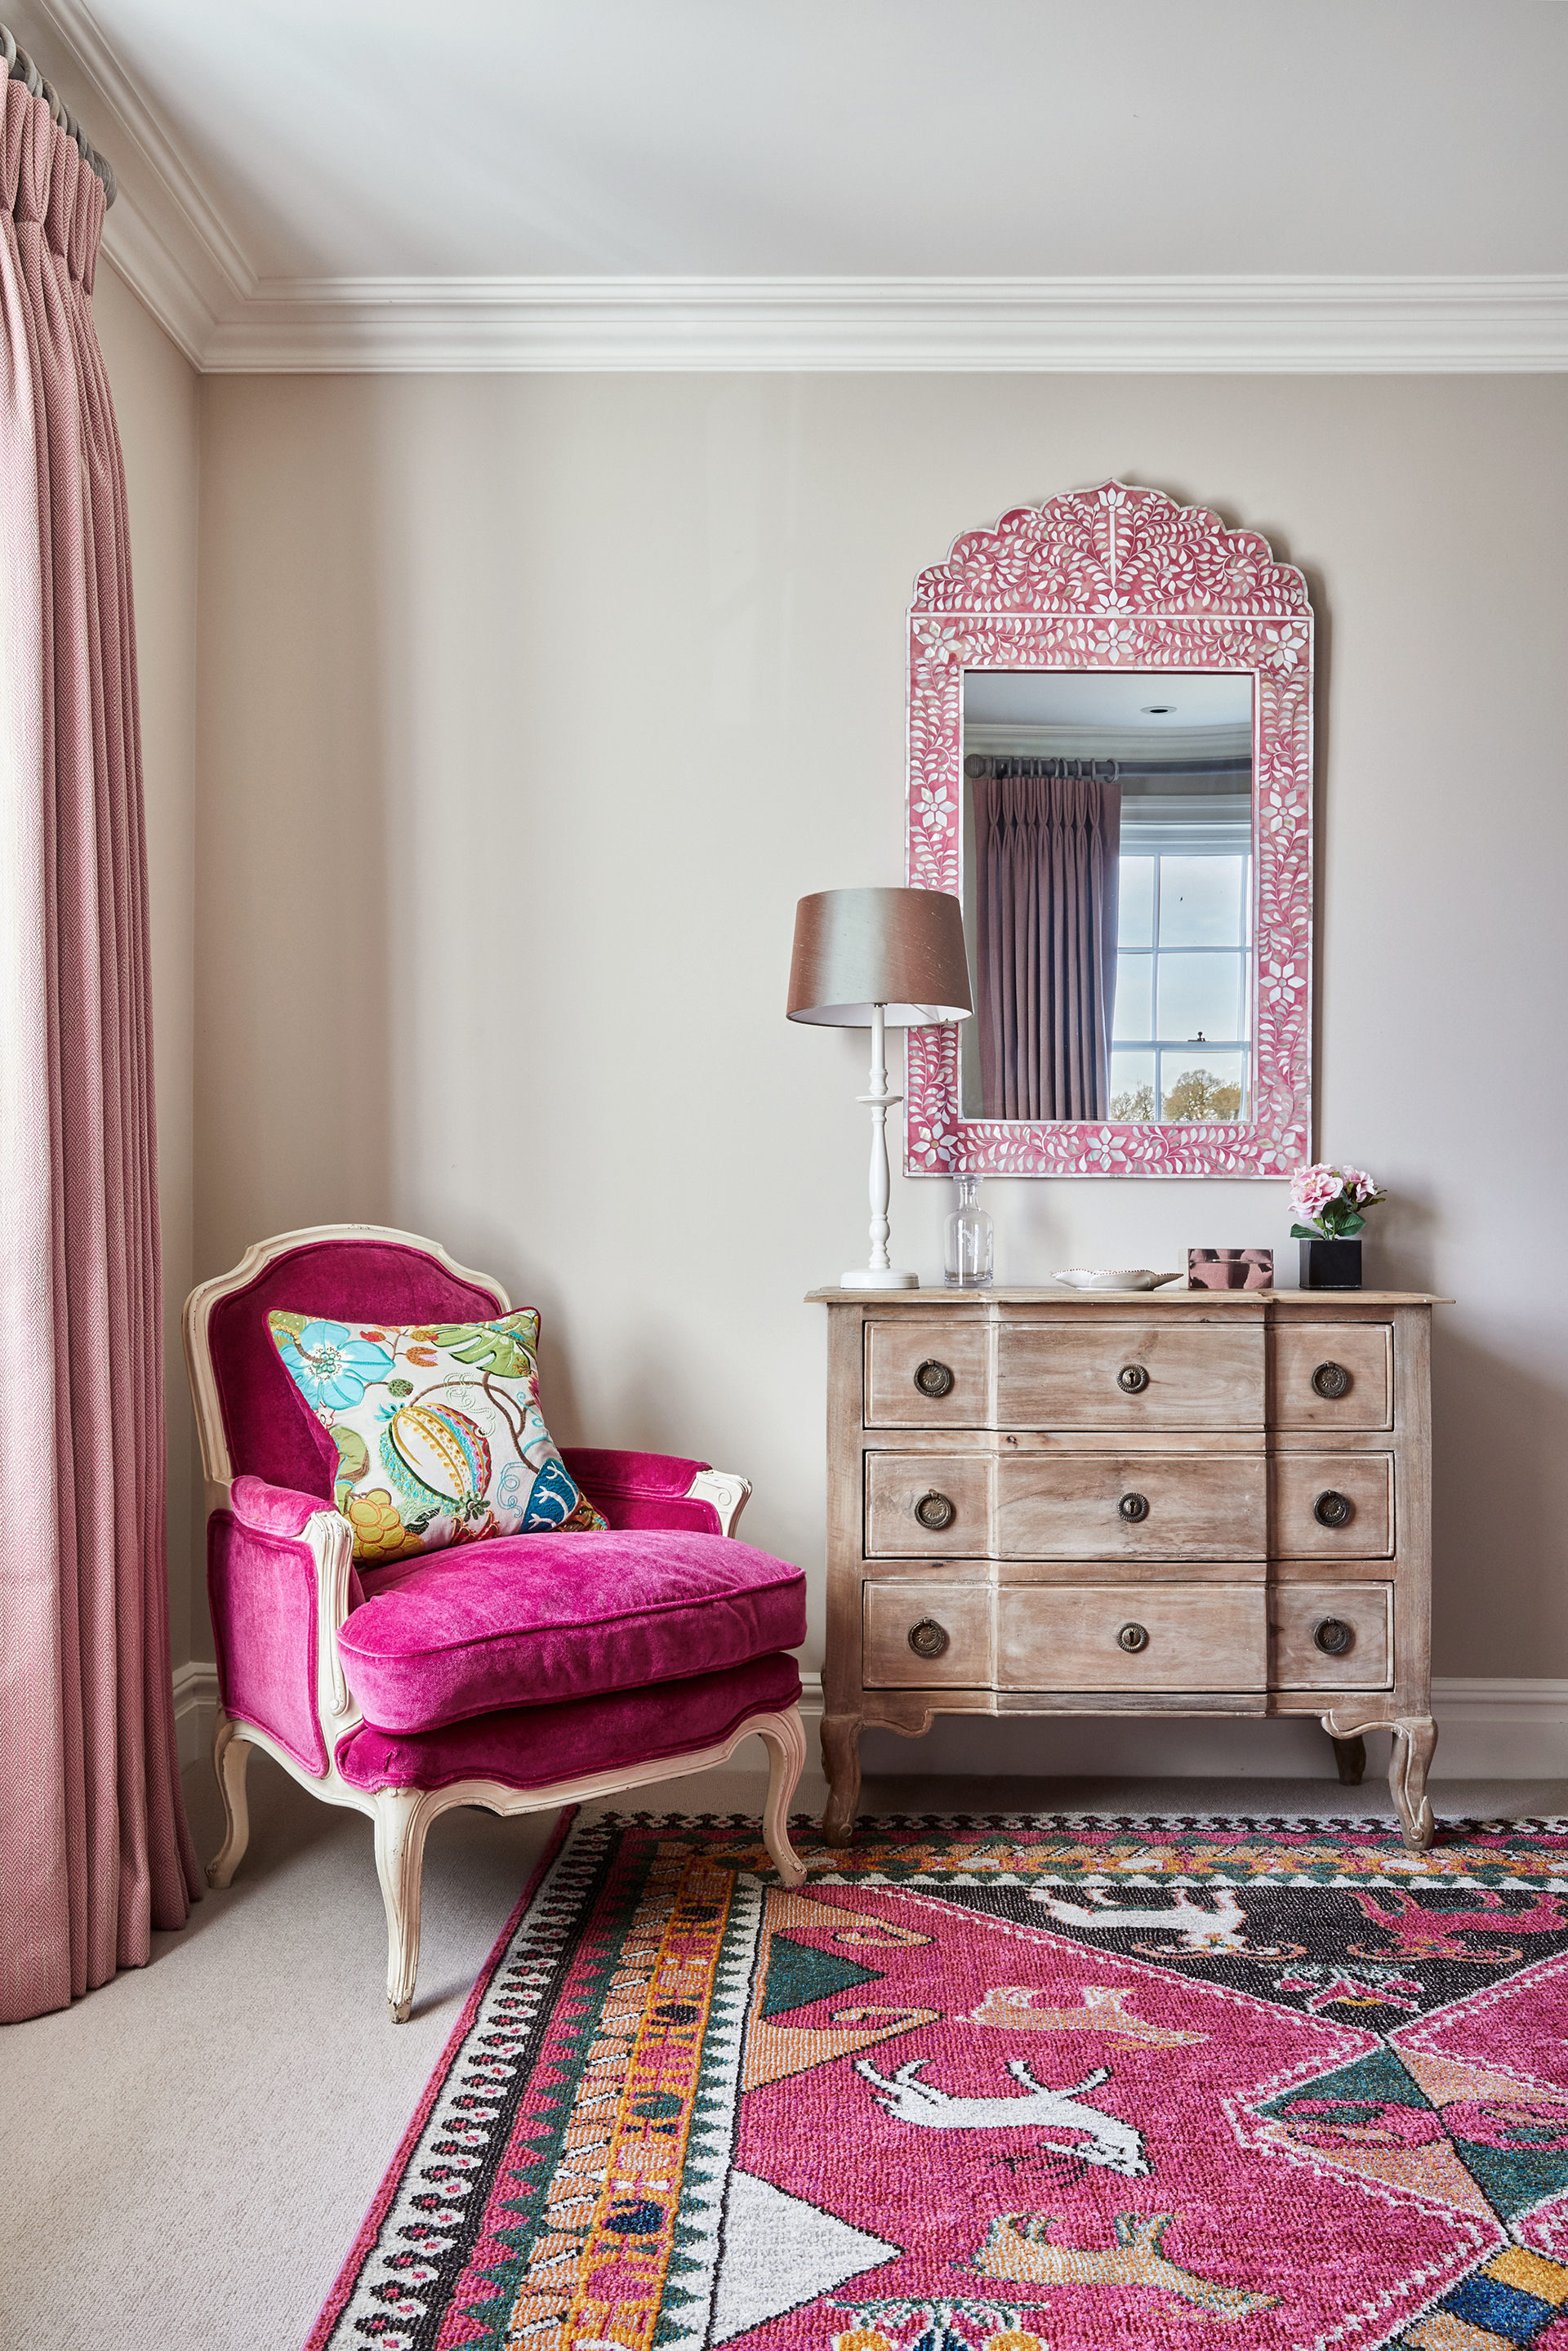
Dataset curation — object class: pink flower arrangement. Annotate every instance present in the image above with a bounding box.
[1290,1163,1388,1240]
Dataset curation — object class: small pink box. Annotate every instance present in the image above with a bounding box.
[1188,1248,1274,1291]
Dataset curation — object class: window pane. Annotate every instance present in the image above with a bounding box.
[1110,1052,1156,1122]
[1157,951,1243,1044]
[1160,1050,1248,1123]
[1159,854,1246,946]
[1117,854,1155,949]
[1112,952,1152,1042]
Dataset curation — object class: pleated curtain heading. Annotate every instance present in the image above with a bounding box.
[0,72,198,2022]
[973,771,1121,1123]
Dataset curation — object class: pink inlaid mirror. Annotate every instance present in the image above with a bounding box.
[904,481,1312,1179]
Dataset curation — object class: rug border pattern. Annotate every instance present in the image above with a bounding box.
[307,1810,617,2351]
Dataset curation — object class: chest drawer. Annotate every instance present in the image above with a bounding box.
[865,1454,992,1554]
[1271,1454,1394,1557]
[865,1451,1266,1561]
[1272,1325,1392,1431]
[865,1319,991,1427]
[1270,1582,1392,1689]
[997,1584,1266,1691]
[996,1320,1265,1428]
[864,1581,992,1686]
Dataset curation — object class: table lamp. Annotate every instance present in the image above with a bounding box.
[787,886,973,1289]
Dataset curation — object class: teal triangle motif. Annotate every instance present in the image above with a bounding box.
[760,1932,884,2019]
[1259,2045,1437,2126]
[1450,2131,1568,2222]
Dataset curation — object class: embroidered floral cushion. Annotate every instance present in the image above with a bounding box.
[265,1309,605,1567]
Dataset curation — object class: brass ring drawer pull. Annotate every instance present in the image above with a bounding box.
[1314,1616,1355,1656]
[913,1358,955,1399]
[914,1489,956,1531]
[1119,1491,1150,1523]
[908,1618,950,1660]
[1117,1623,1150,1653]
[1313,1489,1354,1529]
[1117,1364,1149,1393]
[1312,1360,1352,1400]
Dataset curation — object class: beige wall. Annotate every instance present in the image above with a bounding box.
[93,260,200,1669]
[189,370,1568,1713]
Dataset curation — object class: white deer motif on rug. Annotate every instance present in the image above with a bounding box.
[854,2056,1151,2178]
[1031,1885,1264,1952]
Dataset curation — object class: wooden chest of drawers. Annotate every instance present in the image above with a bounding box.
[811,1288,1444,1850]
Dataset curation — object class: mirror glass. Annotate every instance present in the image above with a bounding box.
[956,670,1254,1128]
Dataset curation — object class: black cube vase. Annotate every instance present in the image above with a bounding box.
[1299,1237,1362,1289]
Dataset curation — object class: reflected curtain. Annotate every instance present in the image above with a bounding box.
[0,78,198,2022]
[973,772,1121,1120]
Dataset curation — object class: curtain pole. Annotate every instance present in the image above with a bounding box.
[0,23,115,202]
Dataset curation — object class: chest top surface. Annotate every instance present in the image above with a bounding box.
[807,1289,1450,1307]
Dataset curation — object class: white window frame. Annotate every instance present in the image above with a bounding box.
[1111,822,1254,1124]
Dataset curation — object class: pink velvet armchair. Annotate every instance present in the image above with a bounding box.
[183,1224,808,2019]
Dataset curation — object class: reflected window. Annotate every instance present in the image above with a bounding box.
[1110,845,1251,1121]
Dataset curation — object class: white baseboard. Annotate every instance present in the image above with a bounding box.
[170,1662,1567,1783]
[795,1673,1568,1783]
[172,1660,220,1770]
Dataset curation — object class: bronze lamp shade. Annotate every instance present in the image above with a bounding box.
[787,886,971,1289]
[787,886,973,1026]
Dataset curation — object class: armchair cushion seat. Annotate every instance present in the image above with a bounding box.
[336,1652,802,1794]
[337,1528,807,1734]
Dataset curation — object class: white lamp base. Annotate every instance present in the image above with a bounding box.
[840,1267,919,1289]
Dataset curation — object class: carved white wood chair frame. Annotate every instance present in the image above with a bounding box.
[183,1222,808,2021]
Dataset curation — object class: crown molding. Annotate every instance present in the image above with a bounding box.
[8,11,1568,375]
[196,273,1568,376]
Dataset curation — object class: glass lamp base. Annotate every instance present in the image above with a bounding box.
[840,1267,919,1289]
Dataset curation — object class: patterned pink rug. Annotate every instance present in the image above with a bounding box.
[306,1811,1568,2351]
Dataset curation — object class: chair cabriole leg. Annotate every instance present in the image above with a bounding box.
[207,1712,254,1888]
[373,1787,432,2023]
[755,1708,808,1887]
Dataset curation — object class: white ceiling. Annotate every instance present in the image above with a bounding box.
[35,0,1568,280]
[11,0,1568,369]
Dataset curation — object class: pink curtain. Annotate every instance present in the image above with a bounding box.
[973,772,1121,1120]
[0,80,198,2022]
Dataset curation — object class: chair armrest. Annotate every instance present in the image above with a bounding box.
[208,1483,361,1775]
[560,1448,752,1538]
[230,1473,333,1538]
[561,1446,708,1494]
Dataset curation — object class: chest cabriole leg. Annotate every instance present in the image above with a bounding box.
[1390,1716,1438,1850]
[821,1712,863,1846]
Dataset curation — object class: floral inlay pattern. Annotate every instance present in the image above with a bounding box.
[904,482,1313,1179]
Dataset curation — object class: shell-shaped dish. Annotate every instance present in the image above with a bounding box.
[1051,1267,1183,1291]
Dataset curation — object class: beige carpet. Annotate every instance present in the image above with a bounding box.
[3,1743,1563,2351]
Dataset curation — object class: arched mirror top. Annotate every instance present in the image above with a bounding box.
[904,481,1313,1180]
